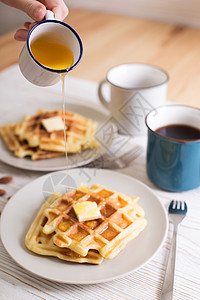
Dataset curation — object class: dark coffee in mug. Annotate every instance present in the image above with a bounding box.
[155,124,200,141]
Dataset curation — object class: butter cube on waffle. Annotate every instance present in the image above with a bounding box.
[41,116,65,132]
[42,183,147,259]
[74,201,101,222]
[25,193,103,265]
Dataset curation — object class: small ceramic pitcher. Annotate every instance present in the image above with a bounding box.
[19,10,83,86]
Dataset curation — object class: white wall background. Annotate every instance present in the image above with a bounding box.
[67,0,200,28]
[1,0,200,36]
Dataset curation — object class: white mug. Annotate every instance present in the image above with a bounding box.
[98,63,169,136]
[19,10,83,86]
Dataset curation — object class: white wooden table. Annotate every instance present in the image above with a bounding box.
[0,65,199,300]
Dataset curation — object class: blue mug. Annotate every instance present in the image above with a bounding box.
[146,105,200,192]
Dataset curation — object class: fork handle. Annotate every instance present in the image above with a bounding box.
[160,226,177,300]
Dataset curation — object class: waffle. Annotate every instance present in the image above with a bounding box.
[26,184,147,264]
[25,193,103,264]
[15,109,99,153]
[0,124,64,160]
[0,109,99,160]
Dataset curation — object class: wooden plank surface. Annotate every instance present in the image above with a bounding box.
[0,8,200,107]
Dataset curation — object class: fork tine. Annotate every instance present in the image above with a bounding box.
[109,148,135,160]
[169,200,187,214]
[119,149,134,159]
[177,201,181,210]
[178,200,187,212]
[183,201,188,213]
[121,146,142,160]
[181,201,184,210]
[86,145,143,169]
[171,200,176,210]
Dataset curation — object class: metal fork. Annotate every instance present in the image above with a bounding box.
[161,200,187,300]
[87,145,143,169]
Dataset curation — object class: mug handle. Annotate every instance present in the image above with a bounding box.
[46,10,55,20]
[98,79,110,110]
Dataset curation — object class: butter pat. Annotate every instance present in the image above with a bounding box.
[73,201,101,222]
[42,116,64,132]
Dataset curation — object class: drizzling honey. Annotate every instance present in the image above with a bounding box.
[60,73,71,192]
[60,73,68,165]
[30,34,74,191]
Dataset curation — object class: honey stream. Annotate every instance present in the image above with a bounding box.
[30,36,74,192]
[60,73,70,192]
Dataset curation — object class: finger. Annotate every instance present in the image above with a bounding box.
[42,0,68,20]
[24,22,31,29]
[14,29,29,41]
[16,21,38,41]
[52,5,68,21]
[12,0,46,21]
[28,22,38,30]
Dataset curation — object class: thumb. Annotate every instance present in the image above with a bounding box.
[16,0,46,21]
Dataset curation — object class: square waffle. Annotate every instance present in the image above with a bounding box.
[15,109,99,153]
[25,183,147,263]
[25,193,103,264]
[0,109,99,160]
[0,123,64,160]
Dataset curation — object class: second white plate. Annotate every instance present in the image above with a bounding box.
[0,103,113,171]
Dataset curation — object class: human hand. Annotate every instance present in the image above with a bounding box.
[1,0,68,41]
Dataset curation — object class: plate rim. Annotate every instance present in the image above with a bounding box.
[0,103,113,172]
[0,168,168,284]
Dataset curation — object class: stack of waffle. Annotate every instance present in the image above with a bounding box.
[25,184,147,265]
[0,110,99,160]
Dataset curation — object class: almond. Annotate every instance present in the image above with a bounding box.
[0,176,13,184]
[0,189,6,196]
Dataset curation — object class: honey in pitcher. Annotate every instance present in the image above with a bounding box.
[30,34,75,191]
[30,34,74,70]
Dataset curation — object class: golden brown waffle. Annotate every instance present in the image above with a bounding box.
[15,109,99,153]
[0,109,99,160]
[39,183,147,260]
[25,193,103,264]
[0,124,64,160]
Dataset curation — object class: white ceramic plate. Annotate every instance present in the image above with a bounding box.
[0,168,168,284]
[0,102,113,171]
